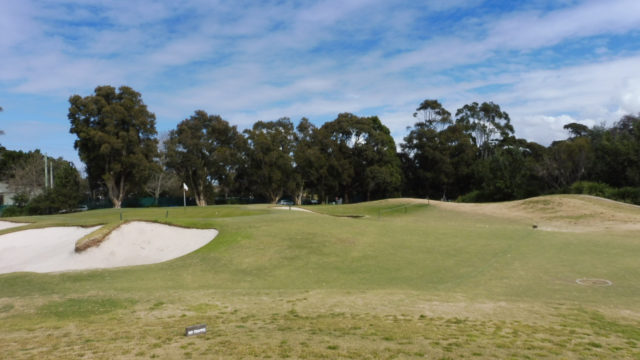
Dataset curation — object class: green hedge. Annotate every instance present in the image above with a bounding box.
[570,181,640,205]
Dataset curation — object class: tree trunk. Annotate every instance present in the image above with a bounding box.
[294,182,304,206]
[111,197,122,209]
[195,193,207,206]
[105,173,125,208]
[195,179,207,206]
[153,172,163,206]
[269,189,283,204]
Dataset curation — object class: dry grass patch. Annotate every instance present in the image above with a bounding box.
[1,290,639,359]
[432,195,640,232]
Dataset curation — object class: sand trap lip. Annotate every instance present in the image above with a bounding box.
[0,220,29,231]
[0,222,217,274]
[272,206,313,213]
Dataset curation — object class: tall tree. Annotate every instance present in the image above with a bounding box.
[321,113,402,202]
[455,102,513,159]
[5,150,46,199]
[403,101,476,200]
[166,110,245,206]
[588,114,640,187]
[145,132,181,205]
[539,137,593,190]
[68,85,158,208]
[477,139,545,201]
[413,99,452,131]
[243,118,296,204]
[292,118,327,205]
[27,161,84,215]
[563,122,590,138]
[402,119,446,198]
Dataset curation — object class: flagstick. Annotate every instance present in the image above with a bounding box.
[182,183,189,210]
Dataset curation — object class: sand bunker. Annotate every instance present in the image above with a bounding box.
[272,206,312,213]
[0,220,28,231]
[0,222,217,274]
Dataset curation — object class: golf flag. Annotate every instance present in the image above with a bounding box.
[183,183,189,191]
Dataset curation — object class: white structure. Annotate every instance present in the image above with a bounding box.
[0,182,15,206]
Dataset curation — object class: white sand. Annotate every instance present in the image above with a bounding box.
[0,220,28,231]
[272,206,313,213]
[0,222,217,274]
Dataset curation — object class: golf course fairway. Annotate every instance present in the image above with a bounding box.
[0,195,639,359]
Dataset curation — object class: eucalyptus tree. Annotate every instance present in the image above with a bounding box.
[588,114,640,188]
[292,118,327,205]
[403,99,475,199]
[5,150,46,200]
[165,110,245,206]
[145,132,181,205]
[68,86,158,208]
[320,113,401,202]
[243,118,296,204]
[413,99,452,131]
[539,137,593,190]
[402,115,446,198]
[563,122,590,139]
[455,102,514,159]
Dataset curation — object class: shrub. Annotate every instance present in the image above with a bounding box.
[0,205,27,217]
[569,181,611,197]
[457,190,482,203]
[606,187,640,205]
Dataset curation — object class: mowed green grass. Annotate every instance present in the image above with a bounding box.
[1,198,639,359]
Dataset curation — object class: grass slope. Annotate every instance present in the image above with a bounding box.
[1,196,639,359]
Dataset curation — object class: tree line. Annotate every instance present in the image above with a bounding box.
[1,85,639,214]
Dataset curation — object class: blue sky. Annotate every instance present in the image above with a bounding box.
[1,0,640,168]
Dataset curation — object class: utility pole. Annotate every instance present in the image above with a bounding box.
[50,160,54,188]
[44,155,48,189]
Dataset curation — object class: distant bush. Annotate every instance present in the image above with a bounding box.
[569,181,640,205]
[569,181,611,197]
[606,187,640,205]
[0,205,27,217]
[457,190,482,203]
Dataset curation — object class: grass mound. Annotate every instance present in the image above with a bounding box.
[434,194,640,232]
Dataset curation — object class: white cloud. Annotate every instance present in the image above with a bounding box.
[2,0,640,159]
[486,0,640,50]
[617,78,640,115]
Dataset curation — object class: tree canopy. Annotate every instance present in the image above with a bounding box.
[5,87,634,211]
[68,85,158,208]
[456,102,514,159]
[242,118,296,204]
[319,113,402,203]
[165,110,244,206]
